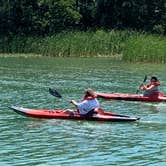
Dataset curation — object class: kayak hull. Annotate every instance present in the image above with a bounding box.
[96,92,166,102]
[9,106,140,122]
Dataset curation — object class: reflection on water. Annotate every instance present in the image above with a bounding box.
[148,105,160,113]
[0,57,166,165]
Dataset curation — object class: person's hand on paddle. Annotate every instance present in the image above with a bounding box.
[70,100,78,106]
[139,84,146,91]
[136,75,147,94]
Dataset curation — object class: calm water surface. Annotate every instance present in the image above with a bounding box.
[0,57,166,166]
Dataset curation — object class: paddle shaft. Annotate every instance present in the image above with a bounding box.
[136,75,147,94]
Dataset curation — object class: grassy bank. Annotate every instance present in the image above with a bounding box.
[123,32,166,63]
[0,30,166,63]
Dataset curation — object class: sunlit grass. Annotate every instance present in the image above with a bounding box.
[123,32,166,63]
[0,30,166,63]
[0,53,41,57]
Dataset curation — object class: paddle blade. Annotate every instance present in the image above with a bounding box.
[143,75,148,83]
[49,88,62,98]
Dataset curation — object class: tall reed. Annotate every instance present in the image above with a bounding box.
[123,32,166,63]
[0,30,166,63]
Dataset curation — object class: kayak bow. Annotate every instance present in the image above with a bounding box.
[9,106,140,122]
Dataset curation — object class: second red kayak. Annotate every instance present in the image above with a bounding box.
[96,92,166,102]
[9,106,140,122]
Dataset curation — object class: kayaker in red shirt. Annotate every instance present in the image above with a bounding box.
[139,76,161,97]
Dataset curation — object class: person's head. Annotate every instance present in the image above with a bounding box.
[84,88,96,97]
[150,76,158,82]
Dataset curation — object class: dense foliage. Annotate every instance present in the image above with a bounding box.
[1,0,166,36]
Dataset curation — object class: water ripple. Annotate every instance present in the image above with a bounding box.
[0,57,166,166]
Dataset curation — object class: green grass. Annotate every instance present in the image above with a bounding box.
[0,30,166,63]
[123,32,166,63]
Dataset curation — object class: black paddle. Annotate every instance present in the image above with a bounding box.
[49,88,72,103]
[136,75,147,94]
[49,88,62,98]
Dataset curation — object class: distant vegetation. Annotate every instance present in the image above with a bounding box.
[1,0,166,36]
[1,30,166,63]
[0,0,166,63]
[123,32,166,63]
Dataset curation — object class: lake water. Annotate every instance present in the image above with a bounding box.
[0,57,166,166]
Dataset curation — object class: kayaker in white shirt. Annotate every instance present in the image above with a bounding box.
[65,88,102,116]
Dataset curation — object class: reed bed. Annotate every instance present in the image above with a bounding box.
[0,30,166,63]
[123,32,166,63]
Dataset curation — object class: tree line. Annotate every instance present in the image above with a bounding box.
[0,0,166,36]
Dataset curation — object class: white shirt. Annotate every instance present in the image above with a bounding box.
[77,98,99,115]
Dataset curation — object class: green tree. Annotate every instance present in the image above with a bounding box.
[0,0,81,36]
[76,0,96,28]
[0,0,166,36]
[94,0,166,33]
[35,0,81,34]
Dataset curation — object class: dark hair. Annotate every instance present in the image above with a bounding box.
[151,76,158,82]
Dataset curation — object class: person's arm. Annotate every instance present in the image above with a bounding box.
[144,84,154,90]
[70,100,78,108]
[140,84,154,91]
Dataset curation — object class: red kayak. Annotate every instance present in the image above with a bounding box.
[9,106,140,122]
[96,92,166,102]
